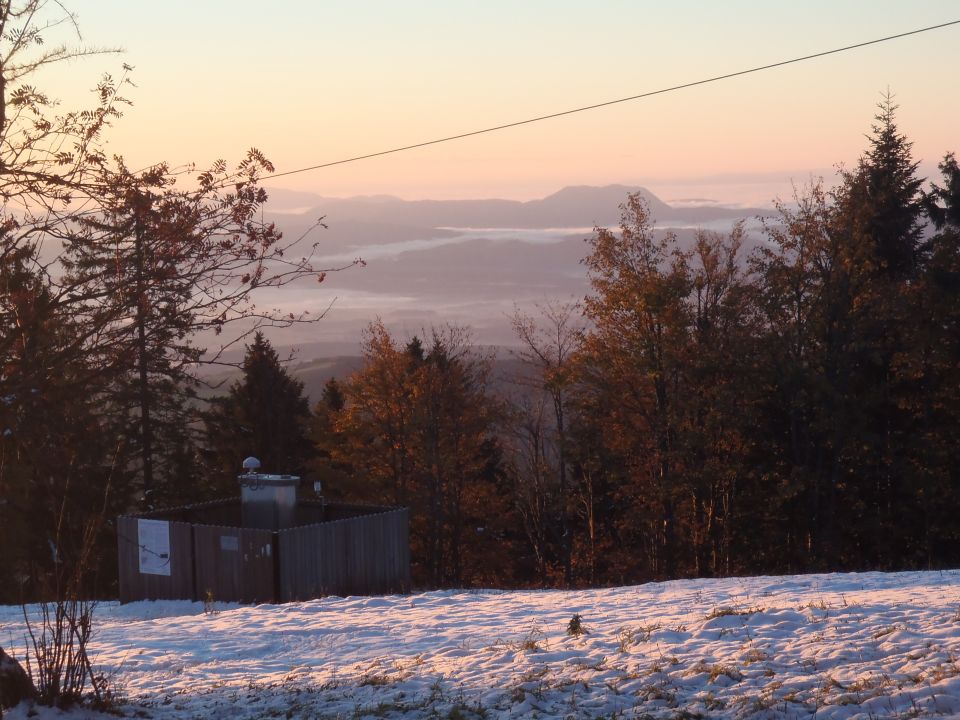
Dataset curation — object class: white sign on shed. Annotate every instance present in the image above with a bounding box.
[137,519,171,576]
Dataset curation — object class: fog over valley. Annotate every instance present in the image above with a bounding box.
[258,185,772,356]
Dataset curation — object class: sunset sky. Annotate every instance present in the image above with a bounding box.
[41,1,960,206]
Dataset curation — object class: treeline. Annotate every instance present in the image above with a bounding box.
[0,2,339,603]
[1,0,957,598]
[292,99,958,588]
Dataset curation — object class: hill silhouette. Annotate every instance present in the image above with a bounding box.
[266,184,769,241]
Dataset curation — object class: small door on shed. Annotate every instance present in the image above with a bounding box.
[240,528,276,603]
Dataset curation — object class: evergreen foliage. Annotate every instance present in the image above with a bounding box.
[149,99,960,588]
[0,1,334,600]
[1,4,958,600]
[203,332,313,490]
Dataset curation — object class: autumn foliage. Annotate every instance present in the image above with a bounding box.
[1,0,958,595]
[317,98,960,588]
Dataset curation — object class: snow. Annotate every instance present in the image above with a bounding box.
[3,570,960,718]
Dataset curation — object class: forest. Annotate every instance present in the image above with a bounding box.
[1,2,959,602]
[294,101,959,589]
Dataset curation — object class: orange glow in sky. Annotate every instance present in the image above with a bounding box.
[38,1,960,206]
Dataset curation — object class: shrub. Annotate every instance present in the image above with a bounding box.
[19,502,112,709]
[567,613,587,637]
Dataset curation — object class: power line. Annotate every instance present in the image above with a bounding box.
[264,19,960,182]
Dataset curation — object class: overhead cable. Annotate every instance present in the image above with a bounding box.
[263,19,960,181]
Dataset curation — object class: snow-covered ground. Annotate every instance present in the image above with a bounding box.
[4,570,960,718]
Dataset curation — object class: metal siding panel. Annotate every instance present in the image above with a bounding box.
[240,527,276,603]
[117,518,194,602]
[193,525,244,603]
[120,504,409,603]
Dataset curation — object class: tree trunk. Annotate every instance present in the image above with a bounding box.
[133,200,155,499]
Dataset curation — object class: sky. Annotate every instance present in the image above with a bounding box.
[36,1,960,207]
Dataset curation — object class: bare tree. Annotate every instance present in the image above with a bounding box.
[55,157,351,495]
[509,299,583,586]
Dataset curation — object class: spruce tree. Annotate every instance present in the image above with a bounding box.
[845,92,925,279]
[908,154,960,565]
[308,378,352,499]
[204,333,312,490]
[840,95,925,563]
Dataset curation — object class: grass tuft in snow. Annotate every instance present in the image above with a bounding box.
[704,605,763,620]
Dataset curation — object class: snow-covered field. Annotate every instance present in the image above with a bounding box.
[4,571,960,719]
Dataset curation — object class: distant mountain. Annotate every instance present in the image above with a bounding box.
[246,184,775,351]
[267,185,770,234]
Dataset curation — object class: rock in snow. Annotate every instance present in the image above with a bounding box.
[0,646,35,710]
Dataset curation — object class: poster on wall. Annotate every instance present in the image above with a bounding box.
[138,519,171,576]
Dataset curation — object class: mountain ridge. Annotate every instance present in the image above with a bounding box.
[266,184,771,233]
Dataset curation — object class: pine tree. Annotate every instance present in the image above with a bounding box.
[58,156,327,501]
[0,2,134,600]
[307,378,352,499]
[750,99,936,570]
[844,92,925,279]
[837,95,926,564]
[0,245,131,599]
[204,333,313,491]
[906,154,960,565]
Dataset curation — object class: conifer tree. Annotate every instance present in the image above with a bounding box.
[0,1,133,597]
[750,98,938,569]
[204,333,313,490]
[906,154,960,564]
[835,95,926,564]
[843,93,925,279]
[58,157,329,500]
[308,378,353,499]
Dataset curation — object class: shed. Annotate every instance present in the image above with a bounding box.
[116,465,410,604]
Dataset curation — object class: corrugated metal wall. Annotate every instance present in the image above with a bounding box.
[278,508,411,601]
[117,504,410,604]
[117,517,195,603]
[192,525,275,603]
